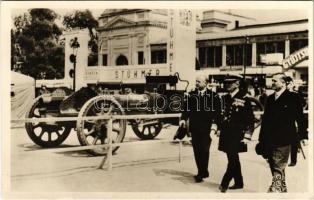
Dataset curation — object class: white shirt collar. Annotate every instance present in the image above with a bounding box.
[199,88,206,95]
[275,87,286,99]
[230,88,239,98]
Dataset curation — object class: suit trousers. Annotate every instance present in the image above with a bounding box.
[191,131,212,176]
[268,145,290,193]
[220,152,243,188]
[290,141,298,164]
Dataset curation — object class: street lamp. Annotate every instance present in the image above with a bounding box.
[69,37,80,90]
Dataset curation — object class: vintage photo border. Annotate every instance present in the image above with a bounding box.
[1,1,313,199]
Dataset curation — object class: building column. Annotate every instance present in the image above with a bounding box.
[108,37,113,66]
[222,45,226,66]
[196,47,199,60]
[285,39,290,58]
[128,36,133,65]
[145,33,150,64]
[252,42,257,67]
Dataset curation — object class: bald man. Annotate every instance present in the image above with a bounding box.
[180,75,222,183]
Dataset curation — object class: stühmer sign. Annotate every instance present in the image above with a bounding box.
[167,9,196,91]
[282,46,308,70]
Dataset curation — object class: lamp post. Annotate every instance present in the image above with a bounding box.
[69,37,80,91]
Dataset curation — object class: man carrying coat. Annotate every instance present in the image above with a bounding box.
[217,75,254,192]
[258,73,308,193]
[180,75,222,183]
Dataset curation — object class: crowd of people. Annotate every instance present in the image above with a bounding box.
[178,73,308,193]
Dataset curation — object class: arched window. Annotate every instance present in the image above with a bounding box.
[116,55,128,66]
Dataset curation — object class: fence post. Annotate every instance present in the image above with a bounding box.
[107,117,113,171]
[178,116,182,163]
[179,140,182,163]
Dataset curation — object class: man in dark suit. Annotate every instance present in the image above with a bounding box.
[180,75,221,183]
[258,73,308,193]
[285,76,298,167]
[217,75,254,192]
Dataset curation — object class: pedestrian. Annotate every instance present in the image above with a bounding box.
[217,74,254,193]
[180,75,222,183]
[258,73,308,193]
[285,76,298,167]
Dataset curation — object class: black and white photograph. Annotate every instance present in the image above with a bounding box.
[1,1,313,199]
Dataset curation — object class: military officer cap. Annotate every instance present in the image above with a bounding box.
[224,74,243,83]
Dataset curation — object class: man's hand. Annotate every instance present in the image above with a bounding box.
[301,139,308,146]
[179,120,186,128]
[241,138,251,144]
[216,130,221,137]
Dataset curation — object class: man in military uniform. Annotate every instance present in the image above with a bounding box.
[217,75,254,192]
[180,75,221,183]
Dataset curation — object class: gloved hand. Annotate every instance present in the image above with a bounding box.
[301,139,308,146]
[241,138,251,144]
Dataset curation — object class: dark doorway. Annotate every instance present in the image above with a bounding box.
[116,55,128,66]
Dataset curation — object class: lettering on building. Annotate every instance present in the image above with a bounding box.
[282,46,308,70]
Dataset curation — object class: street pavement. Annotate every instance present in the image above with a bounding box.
[9,124,310,196]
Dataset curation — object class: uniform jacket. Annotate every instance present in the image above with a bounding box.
[259,89,307,148]
[218,91,254,153]
[181,88,221,133]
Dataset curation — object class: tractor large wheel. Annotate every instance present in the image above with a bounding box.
[76,95,126,156]
[131,119,162,140]
[25,97,71,148]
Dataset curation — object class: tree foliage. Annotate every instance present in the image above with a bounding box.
[63,9,99,66]
[11,9,64,79]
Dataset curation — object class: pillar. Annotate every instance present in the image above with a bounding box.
[252,42,257,67]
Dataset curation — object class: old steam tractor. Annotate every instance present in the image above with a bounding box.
[25,11,199,155]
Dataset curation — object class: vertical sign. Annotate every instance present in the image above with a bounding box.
[167,9,196,91]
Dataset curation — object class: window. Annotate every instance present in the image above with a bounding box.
[257,41,284,65]
[151,50,167,64]
[88,53,98,66]
[226,44,252,66]
[198,46,222,68]
[102,54,108,66]
[138,51,144,65]
[290,39,308,54]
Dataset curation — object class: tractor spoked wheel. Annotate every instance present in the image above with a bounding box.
[76,96,126,156]
[25,97,71,148]
[131,119,162,140]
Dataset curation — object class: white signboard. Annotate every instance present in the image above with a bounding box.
[167,9,196,91]
[85,64,169,84]
[260,53,283,65]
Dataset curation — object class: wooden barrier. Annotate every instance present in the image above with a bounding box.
[10,110,308,171]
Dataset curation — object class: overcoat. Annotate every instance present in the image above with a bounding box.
[259,89,307,149]
[218,91,254,153]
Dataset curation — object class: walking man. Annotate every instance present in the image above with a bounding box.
[258,73,308,192]
[180,75,221,183]
[217,75,254,192]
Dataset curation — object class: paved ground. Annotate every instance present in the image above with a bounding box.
[8,124,310,197]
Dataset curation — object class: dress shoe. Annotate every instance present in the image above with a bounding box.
[219,185,227,193]
[194,175,203,183]
[229,184,244,190]
[201,172,209,179]
[288,162,296,167]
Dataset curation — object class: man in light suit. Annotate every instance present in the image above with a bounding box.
[258,73,308,192]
